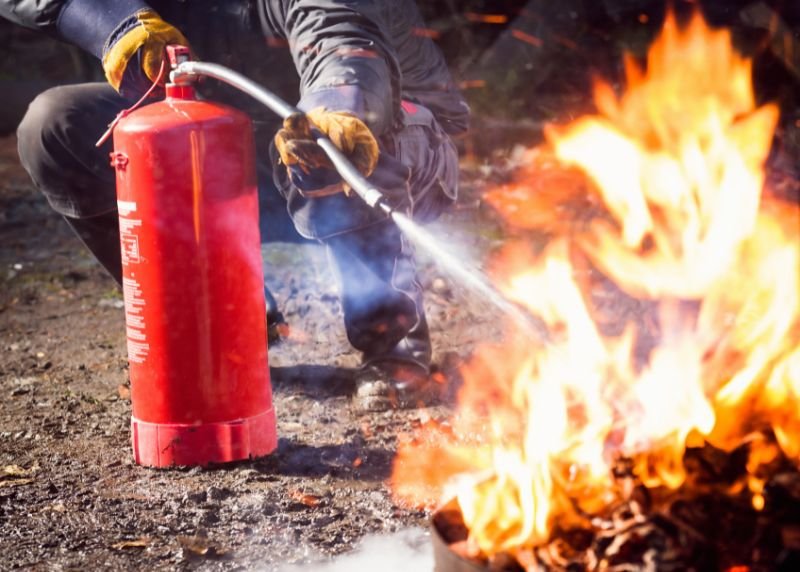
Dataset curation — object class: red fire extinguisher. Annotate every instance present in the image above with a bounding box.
[110,51,277,467]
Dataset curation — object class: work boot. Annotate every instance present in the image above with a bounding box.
[353,314,437,412]
[354,359,434,412]
[264,284,288,344]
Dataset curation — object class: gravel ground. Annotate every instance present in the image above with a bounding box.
[0,133,506,571]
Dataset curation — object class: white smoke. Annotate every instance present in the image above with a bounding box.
[275,528,433,572]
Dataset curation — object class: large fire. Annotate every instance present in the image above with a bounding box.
[392,11,799,561]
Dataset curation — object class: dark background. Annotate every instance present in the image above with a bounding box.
[1,0,798,152]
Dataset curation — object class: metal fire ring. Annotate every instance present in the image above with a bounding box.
[431,499,488,572]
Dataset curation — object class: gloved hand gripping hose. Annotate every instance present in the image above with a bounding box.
[170,60,393,215]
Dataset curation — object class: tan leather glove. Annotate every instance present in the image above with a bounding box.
[102,9,190,93]
[274,108,380,194]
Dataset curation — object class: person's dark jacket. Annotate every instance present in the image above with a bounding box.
[0,0,469,136]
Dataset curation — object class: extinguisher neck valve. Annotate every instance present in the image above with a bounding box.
[166,45,196,89]
[169,71,196,86]
[165,83,196,100]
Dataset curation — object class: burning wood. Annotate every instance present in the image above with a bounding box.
[392,10,800,572]
[432,437,800,571]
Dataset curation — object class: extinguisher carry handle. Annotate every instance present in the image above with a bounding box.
[166,45,192,68]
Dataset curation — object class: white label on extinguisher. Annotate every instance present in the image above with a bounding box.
[117,200,137,216]
[123,276,149,364]
[118,200,149,363]
[119,217,142,266]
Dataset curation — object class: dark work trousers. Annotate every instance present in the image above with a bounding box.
[16,83,459,368]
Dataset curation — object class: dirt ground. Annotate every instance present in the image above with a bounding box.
[0,132,507,571]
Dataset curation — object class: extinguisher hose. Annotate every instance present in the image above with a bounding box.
[171,61,392,215]
[170,61,552,344]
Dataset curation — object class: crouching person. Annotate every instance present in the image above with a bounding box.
[3,0,469,410]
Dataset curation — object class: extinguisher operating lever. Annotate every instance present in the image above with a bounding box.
[171,61,392,215]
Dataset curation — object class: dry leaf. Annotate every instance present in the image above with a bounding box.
[0,465,36,487]
[289,489,321,507]
[0,478,33,488]
[179,536,211,556]
[117,384,131,400]
[2,465,31,477]
[178,535,228,558]
[112,538,151,550]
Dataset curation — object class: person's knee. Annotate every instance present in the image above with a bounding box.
[16,84,120,218]
[16,86,78,187]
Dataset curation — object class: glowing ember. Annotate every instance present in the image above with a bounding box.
[392,11,799,560]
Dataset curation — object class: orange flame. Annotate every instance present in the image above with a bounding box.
[392,12,799,557]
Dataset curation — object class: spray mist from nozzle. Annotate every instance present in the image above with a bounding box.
[170,59,550,344]
[390,212,550,342]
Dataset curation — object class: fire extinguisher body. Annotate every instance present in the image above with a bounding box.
[112,84,277,467]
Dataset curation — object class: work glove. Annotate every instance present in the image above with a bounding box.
[102,9,190,97]
[274,108,380,196]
